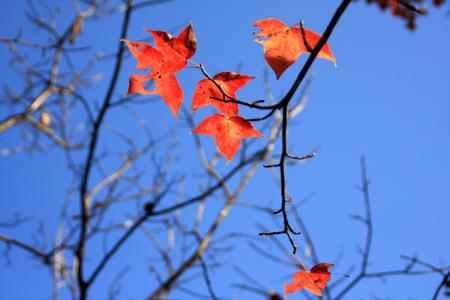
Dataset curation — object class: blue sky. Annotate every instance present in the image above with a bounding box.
[0,0,449,299]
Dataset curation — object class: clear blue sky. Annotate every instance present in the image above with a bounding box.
[1,1,449,299]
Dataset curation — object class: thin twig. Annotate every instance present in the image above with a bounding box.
[76,1,133,298]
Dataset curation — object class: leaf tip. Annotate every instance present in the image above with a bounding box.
[169,107,179,119]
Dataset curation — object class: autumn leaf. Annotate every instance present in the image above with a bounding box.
[127,73,183,116]
[145,23,197,74]
[366,0,433,30]
[192,114,263,163]
[284,263,333,297]
[123,23,197,117]
[122,40,163,73]
[254,18,336,79]
[390,0,399,15]
[191,72,255,116]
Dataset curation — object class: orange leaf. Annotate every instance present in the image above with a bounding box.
[254,18,336,79]
[123,23,197,118]
[145,23,196,74]
[121,40,163,73]
[127,72,183,118]
[172,23,197,60]
[191,72,254,116]
[284,263,333,297]
[192,114,263,163]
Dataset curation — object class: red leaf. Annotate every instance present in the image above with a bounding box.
[127,73,183,118]
[144,22,196,74]
[192,114,263,163]
[121,40,163,73]
[284,263,333,297]
[123,23,197,117]
[254,18,336,79]
[173,23,197,60]
[390,0,399,15]
[191,72,254,116]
